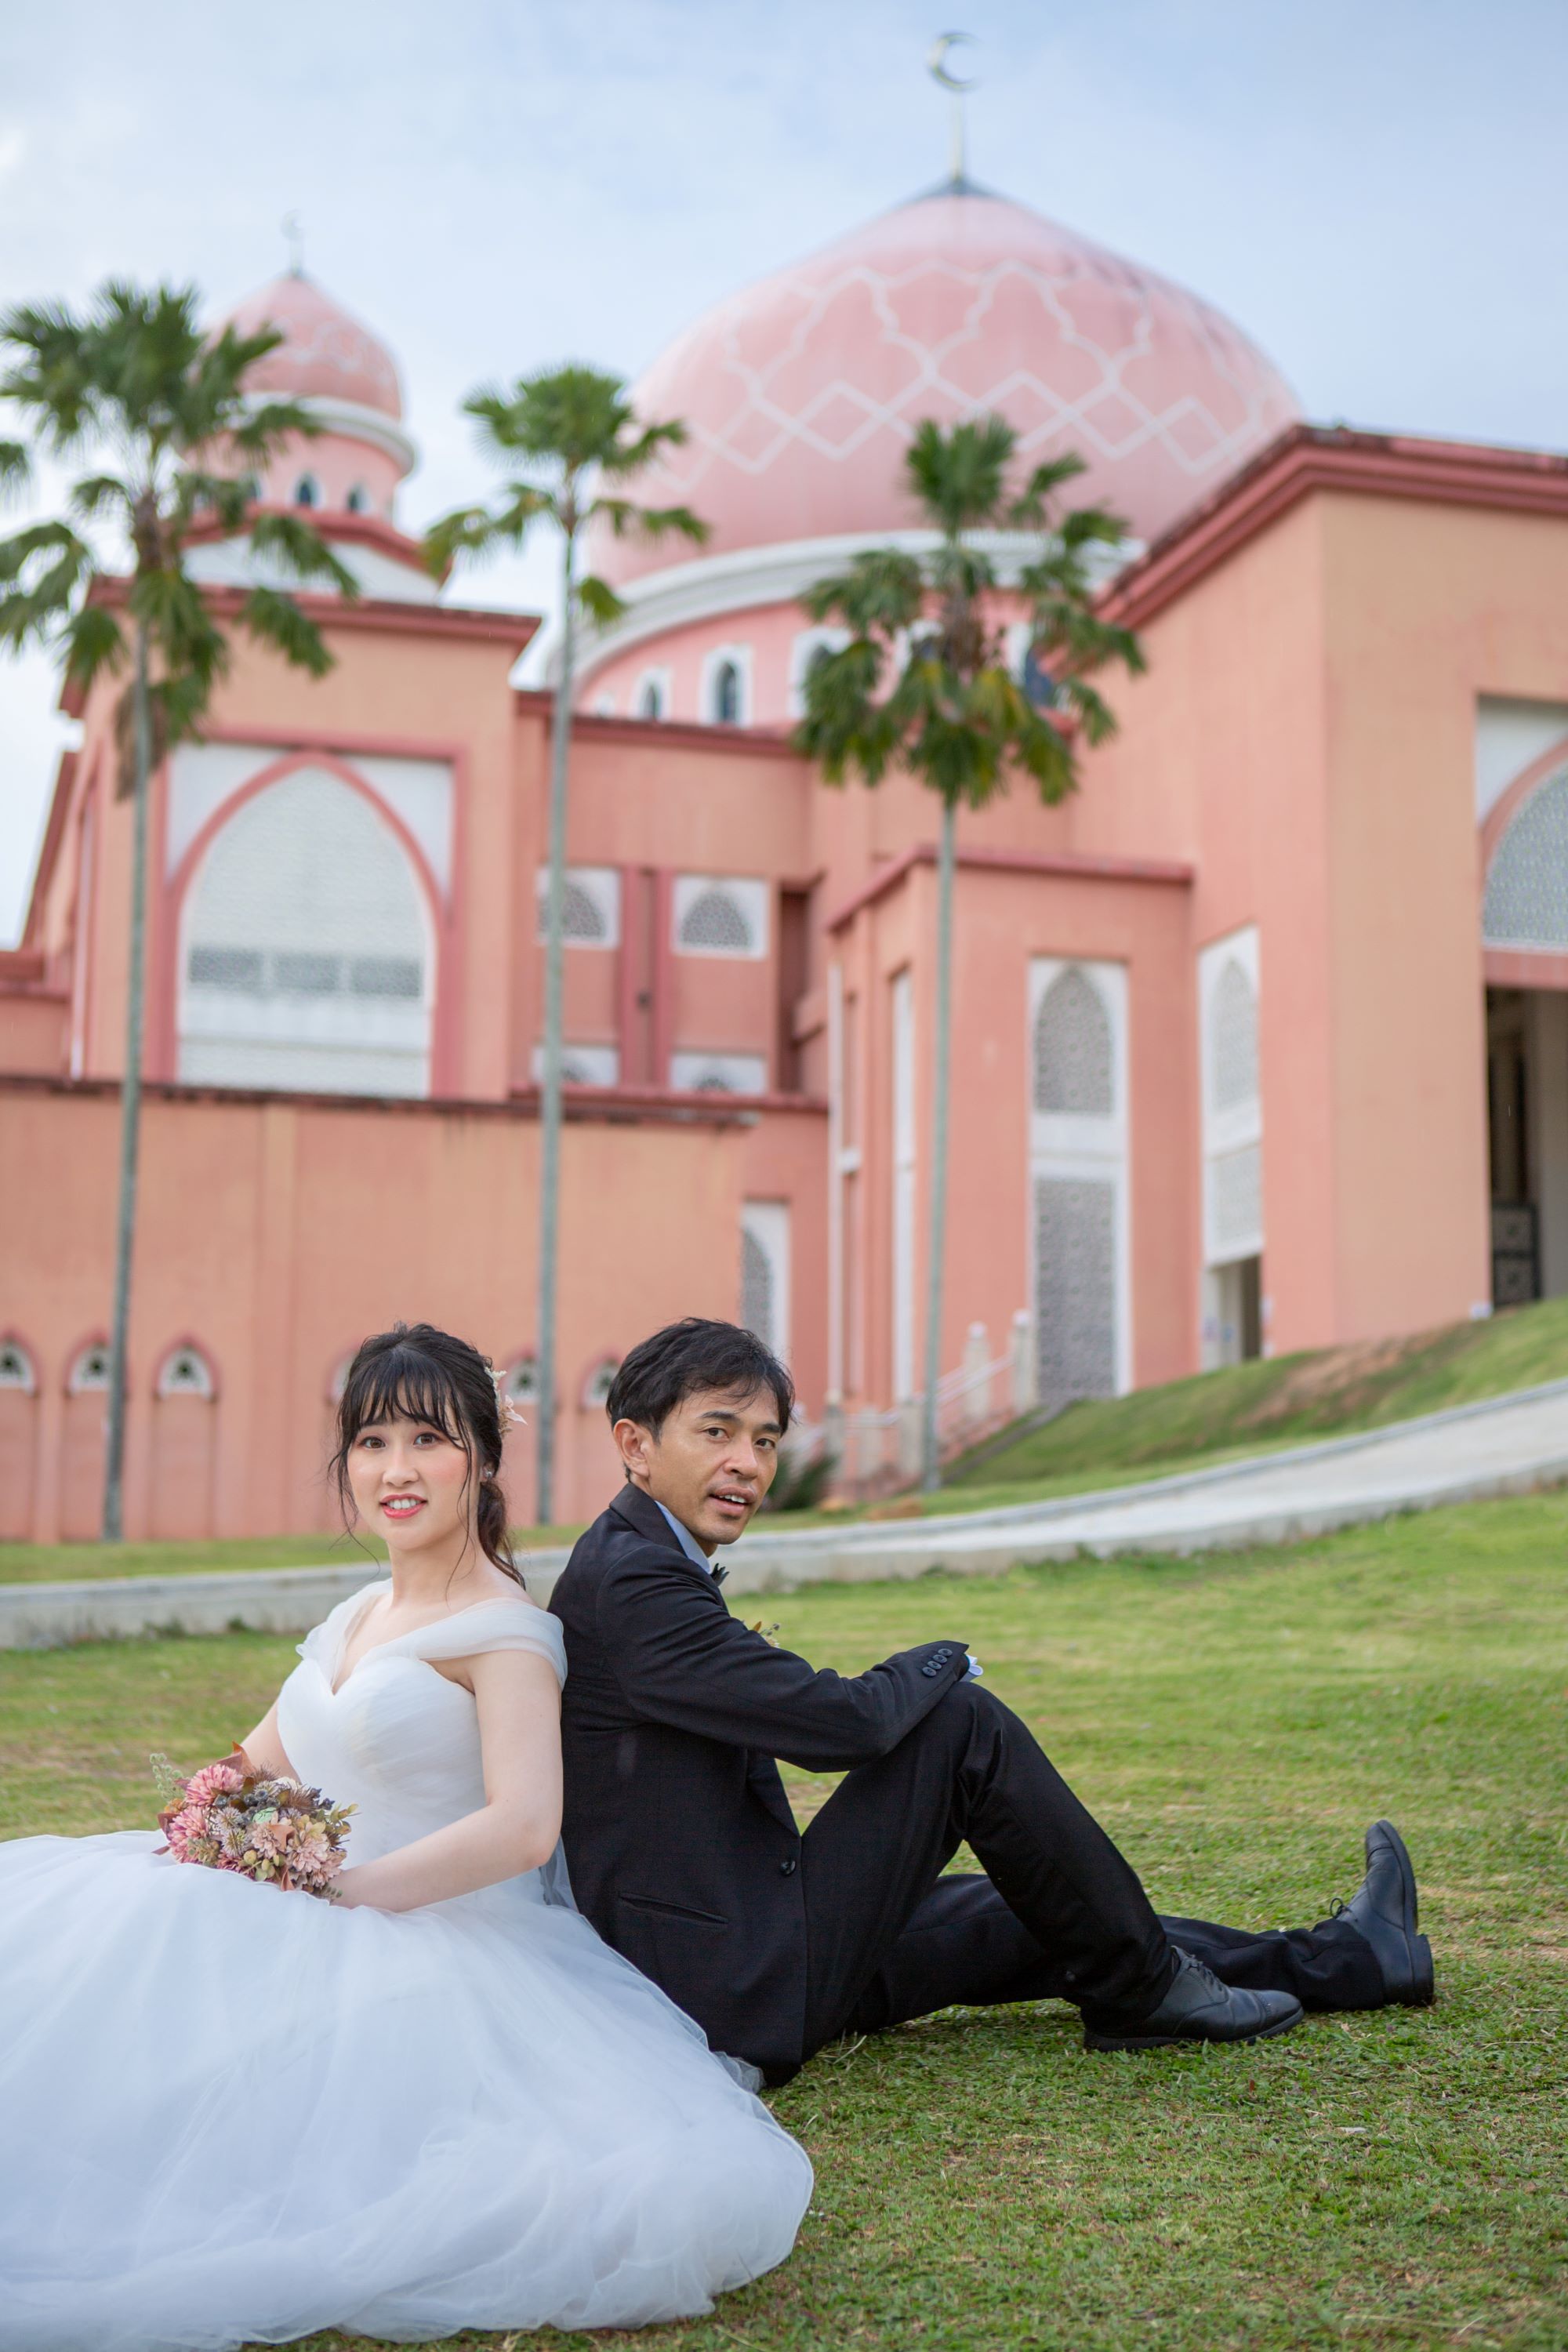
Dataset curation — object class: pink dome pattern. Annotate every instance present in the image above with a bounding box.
[601,189,1299,583]
[221,271,404,419]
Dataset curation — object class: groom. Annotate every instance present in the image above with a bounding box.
[547,1318,1433,2083]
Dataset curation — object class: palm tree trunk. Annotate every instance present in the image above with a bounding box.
[534,530,576,1529]
[919,795,957,1491]
[101,616,152,1541]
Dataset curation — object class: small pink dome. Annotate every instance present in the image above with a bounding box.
[600,188,1299,582]
[221,271,403,419]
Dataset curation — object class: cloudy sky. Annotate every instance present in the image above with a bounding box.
[2,0,1565,938]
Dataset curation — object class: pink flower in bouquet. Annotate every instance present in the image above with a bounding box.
[151,1752,354,1897]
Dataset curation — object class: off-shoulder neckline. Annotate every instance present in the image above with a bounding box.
[328,1583,549,1698]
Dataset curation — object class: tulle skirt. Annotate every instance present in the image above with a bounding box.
[0,1832,812,2348]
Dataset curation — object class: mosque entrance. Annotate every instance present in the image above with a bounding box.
[1486,986,1568,1306]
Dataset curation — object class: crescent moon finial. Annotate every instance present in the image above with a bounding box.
[927,32,978,184]
[281,210,305,278]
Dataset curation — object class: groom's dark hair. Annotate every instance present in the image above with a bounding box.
[606,1319,794,1437]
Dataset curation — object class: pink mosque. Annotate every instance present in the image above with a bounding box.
[5,172,1568,1541]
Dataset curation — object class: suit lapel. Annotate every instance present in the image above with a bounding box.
[609,1485,725,1595]
[609,1485,797,1831]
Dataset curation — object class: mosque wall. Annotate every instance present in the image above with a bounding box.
[1314,489,1568,1341]
[0,1076,755,1542]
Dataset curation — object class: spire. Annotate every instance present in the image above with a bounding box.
[281,210,305,278]
[927,31,979,187]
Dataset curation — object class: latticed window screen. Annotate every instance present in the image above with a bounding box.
[158,1347,215,1399]
[69,1346,111,1392]
[1209,959,1259,1112]
[678,887,753,954]
[1033,966,1113,1115]
[1208,1145,1262,1256]
[0,1342,35,1392]
[740,1229,775,1349]
[1033,1176,1116,1409]
[1484,771,1568,946]
[537,880,608,943]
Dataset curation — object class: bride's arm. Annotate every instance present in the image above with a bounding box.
[234,1702,296,1779]
[332,1647,563,1913]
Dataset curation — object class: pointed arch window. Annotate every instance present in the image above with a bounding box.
[157,1344,216,1400]
[1033,965,1113,1116]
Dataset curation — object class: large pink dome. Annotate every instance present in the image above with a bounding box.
[601,187,1299,581]
[222,271,404,419]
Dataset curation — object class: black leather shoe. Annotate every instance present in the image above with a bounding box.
[1083,1950,1304,2052]
[1330,1820,1435,2006]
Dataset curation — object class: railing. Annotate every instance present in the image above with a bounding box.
[784,1310,1035,1500]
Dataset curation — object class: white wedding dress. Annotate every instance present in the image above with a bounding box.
[0,1584,813,2349]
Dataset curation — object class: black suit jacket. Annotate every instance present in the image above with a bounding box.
[548,1483,971,2073]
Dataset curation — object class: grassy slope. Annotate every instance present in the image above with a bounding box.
[939,1294,1568,1509]
[3,1492,1565,2350]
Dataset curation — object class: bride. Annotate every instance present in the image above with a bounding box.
[0,1323,812,2350]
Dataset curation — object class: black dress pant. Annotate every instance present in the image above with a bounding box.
[797,1681,1384,2063]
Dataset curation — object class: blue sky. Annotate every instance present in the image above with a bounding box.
[2,0,1565,938]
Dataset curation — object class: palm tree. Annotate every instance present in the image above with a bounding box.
[0,279,358,1540]
[427,366,706,1526]
[796,417,1145,1490]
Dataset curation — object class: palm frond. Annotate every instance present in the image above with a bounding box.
[239,586,335,679]
[594,496,709,546]
[424,487,554,574]
[575,572,625,626]
[249,511,360,597]
[60,602,125,695]
[800,547,924,637]
[0,520,95,646]
[0,439,31,501]
[1007,450,1090,528]
[906,415,1017,535]
[68,472,132,524]
[129,568,229,699]
[226,395,319,459]
[597,415,688,479]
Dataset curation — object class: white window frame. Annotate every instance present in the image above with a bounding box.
[891,969,916,1399]
[741,1200,792,1363]
[670,1050,768,1095]
[532,1042,620,1088]
[1197,925,1262,1269]
[1027,957,1131,1398]
[535,863,621,949]
[787,626,850,719]
[67,1341,111,1394]
[671,874,769,960]
[633,666,672,721]
[699,643,753,728]
[156,1343,217,1400]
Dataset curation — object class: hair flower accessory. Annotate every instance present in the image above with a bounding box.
[491,1362,528,1435]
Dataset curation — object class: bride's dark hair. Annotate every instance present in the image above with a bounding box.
[330,1323,523,1586]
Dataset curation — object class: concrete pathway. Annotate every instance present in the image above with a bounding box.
[5,1377,1568,1649]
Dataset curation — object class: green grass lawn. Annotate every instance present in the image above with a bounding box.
[2,1490,1565,2348]
[0,1517,583,1587]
